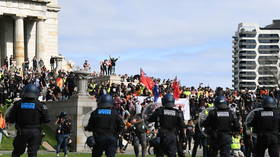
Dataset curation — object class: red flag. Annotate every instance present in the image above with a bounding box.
[172,76,181,100]
[140,68,154,91]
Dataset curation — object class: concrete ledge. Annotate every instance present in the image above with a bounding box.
[46,95,97,152]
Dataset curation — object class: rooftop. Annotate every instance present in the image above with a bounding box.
[261,20,280,30]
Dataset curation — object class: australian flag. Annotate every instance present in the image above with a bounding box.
[153,84,160,103]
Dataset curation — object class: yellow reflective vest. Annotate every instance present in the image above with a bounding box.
[231,136,241,150]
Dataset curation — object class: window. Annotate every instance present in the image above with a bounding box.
[259,34,279,38]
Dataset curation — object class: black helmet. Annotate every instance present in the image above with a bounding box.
[162,93,175,107]
[214,96,228,109]
[98,94,113,108]
[22,84,40,99]
[59,112,67,118]
[262,96,276,109]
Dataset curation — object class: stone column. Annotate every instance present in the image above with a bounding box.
[14,16,25,68]
[36,18,45,62]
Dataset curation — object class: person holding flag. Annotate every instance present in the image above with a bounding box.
[173,76,182,100]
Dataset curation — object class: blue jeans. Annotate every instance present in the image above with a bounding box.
[56,134,69,154]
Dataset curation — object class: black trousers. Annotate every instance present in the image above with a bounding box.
[156,133,177,157]
[192,138,208,157]
[12,128,42,157]
[256,141,279,157]
[133,133,147,157]
[92,136,117,157]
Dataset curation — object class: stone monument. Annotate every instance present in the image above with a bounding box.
[46,70,97,152]
[0,0,60,69]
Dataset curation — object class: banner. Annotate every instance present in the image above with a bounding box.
[137,96,190,121]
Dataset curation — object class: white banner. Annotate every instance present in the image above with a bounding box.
[137,96,191,121]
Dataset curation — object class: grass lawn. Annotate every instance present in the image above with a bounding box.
[0,125,57,151]
[0,153,91,157]
[0,153,152,157]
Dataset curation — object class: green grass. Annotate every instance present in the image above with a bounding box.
[0,136,13,150]
[0,153,196,157]
[0,153,141,157]
[0,153,92,157]
[0,125,57,151]
[42,125,57,148]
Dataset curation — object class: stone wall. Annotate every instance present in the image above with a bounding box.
[46,95,97,152]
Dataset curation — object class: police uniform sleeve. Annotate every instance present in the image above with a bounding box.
[230,111,240,132]
[177,110,186,139]
[38,103,51,123]
[85,111,95,132]
[147,108,160,123]
[202,110,214,128]
[5,101,19,123]
[248,111,258,128]
[177,110,186,129]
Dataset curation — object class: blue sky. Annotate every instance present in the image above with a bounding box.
[58,0,280,88]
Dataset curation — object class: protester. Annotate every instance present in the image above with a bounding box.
[55,112,72,157]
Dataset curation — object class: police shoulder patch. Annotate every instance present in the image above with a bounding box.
[163,109,176,116]
[98,109,112,115]
[217,111,229,117]
[21,102,35,109]
[261,111,273,117]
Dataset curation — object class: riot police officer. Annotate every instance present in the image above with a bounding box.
[85,94,124,157]
[248,96,280,157]
[5,84,50,157]
[147,93,185,157]
[203,96,240,157]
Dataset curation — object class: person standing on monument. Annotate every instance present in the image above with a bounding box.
[109,56,119,75]
[3,56,8,69]
[83,60,91,71]
[50,56,55,71]
[32,56,37,71]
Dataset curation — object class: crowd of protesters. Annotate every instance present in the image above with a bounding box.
[87,75,280,157]
[0,56,77,108]
[1,55,280,156]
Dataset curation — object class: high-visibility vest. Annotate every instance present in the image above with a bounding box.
[231,136,241,150]
[208,103,214,108]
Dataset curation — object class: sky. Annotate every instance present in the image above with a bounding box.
[58,0,280,88]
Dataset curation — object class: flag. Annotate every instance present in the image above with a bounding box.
[173,76,181,100]
[140,68,154,91]
[153,84,160,102]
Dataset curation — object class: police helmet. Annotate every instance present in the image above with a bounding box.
[59,112,67,118]
[214,96,228,109]
[98,94,113,108]
[22,84,40,99]
[162,93,175,107]
[262,96,276,109]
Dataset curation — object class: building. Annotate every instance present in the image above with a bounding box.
[232,20,280,90]
[0,0,60,69]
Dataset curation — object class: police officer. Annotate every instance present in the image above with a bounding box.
[85,94,124,157]
[5,84,50,157]
[248,96,280,157]
[203,96,240,157]
[147,93,185,157]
